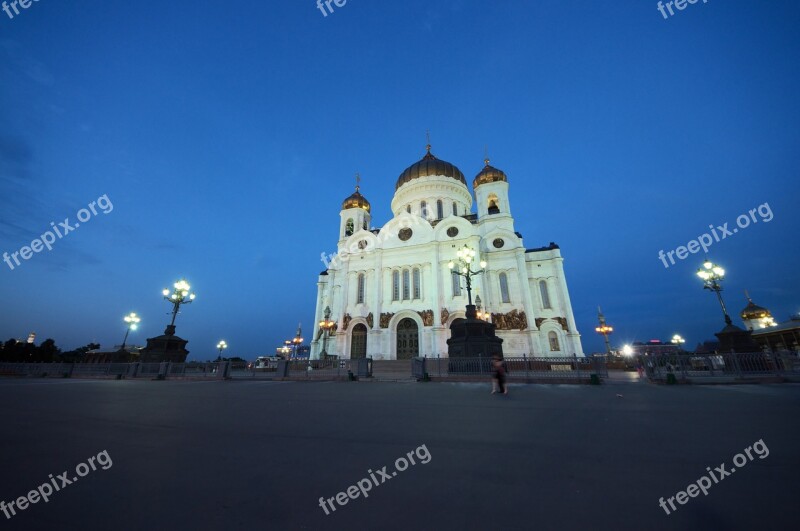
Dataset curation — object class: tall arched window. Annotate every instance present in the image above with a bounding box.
[420,201,427,218]
[451,270,462,297]
[402,269,411,300]
[406,205,411,213]
[539,280,552,309]
[452,202,458,216]
[345,219,354,236]
[357,273,365,304]
[436,200,443,220]
[363,219,368,230]
[499,273,511,303]
[413,268,421,299]
[548,331,560,352]
[392,271,400,301]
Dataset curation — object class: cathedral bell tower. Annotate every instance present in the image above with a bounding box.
[473,158,512,221]
[339,174,372,242]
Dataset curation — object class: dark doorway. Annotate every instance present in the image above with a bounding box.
[396,318,419,359]
[351,324,367,359]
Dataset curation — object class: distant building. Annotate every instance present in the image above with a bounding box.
[83,346,142,363]
[627,340,681,357]
[738,296,798,353]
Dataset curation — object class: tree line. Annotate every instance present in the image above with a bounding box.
[0,340,100,363]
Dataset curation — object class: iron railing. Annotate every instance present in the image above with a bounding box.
[414,355,607,381]
[644,352,800,381]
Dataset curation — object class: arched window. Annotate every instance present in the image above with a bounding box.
[345,219,354,236]
[436,200,443,220]
[452,202,458,216]
[499,273,511,303]
[421,201,427,218]
[406,205,411,213]
[548,331,560,352]
[488,194,500,215]
[402,269,411,300]
[363,219,368,231]
[451,270,462,297]
[357,273,365,304]
[392,271,400,301]
[539,280,552,309]
[413,268,421,299]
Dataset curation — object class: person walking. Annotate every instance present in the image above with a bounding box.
[491,354,508,395]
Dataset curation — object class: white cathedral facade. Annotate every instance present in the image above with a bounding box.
[310,145,584,360]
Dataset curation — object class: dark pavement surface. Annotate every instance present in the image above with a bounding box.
[0,378,798,530]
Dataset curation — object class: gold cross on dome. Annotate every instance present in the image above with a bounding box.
[355,172,361,192]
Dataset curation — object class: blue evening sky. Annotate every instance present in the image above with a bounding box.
[1,0,798,359]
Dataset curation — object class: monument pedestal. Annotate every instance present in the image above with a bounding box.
[715,323,759,353]
[446,306,504,372]
[139,325,190,363]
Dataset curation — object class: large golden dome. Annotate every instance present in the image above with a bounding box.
[473,159,508,188]
[342,187,370,212]
[396,146,466,191]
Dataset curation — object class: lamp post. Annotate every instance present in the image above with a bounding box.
[121,312,140,350]
[162,279,196,334]
[284,340,292,360]
[671,334,686,352]
[318,306,336,359]
[448,244,487,318]
[475,295,490,321]
[696,260,732,325]
[595,306,614,358]
[292,324,303,359]
[216,340,227,362]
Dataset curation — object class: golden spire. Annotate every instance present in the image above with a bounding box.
[744,289,752,302]
[355,172,361,193]
[484,145,490,166]
[425,130,431,153]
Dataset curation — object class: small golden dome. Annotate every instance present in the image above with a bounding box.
[741,299,771,320]
[396,145,466,191]
[342,186,370,212]
[473,159,508,188]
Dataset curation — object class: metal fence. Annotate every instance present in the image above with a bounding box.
[413,355,607,382]
[645,352,800,382]
[0,362,228,380]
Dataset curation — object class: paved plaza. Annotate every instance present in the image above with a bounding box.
[0,379,798,530]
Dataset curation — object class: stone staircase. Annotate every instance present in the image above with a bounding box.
[369,360,415,382]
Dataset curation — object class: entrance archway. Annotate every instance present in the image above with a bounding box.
[351,324,367,359]
[396,318,419,359]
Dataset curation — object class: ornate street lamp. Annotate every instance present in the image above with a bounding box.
[595,306,614,358]
[696,260,732,325]
[671,334,686,352]
[448,244,487,318]
[216,340,228,361]
[121,312,141,350]
[318,306,336,359]
[162,279,196,333]
[292,324,303,359]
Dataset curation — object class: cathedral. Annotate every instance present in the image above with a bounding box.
[310,144,584,360]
